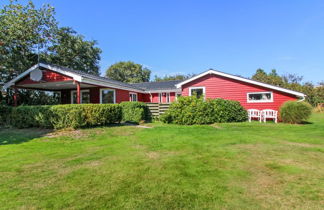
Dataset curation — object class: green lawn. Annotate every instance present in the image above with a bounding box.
[0,114,323,209]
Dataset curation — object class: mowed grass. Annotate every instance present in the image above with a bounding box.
[0,114,323,209]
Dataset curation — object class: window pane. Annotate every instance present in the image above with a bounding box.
[248,92,272,101]
[102,90,114,103]
[82,92,90,104]
[72,92,77,104]
[191,88,203,98]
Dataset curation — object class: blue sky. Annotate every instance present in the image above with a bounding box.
[4,0,324,82]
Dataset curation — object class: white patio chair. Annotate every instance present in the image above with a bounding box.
[261,109,278,123]
[248,109,262,122]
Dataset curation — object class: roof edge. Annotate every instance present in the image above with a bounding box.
[175,69,306,98]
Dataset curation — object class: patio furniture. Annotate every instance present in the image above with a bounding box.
[261,109,278,123]
[248,109,262,122]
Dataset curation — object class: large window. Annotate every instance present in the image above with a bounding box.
[129,93,137,102]
[100,89,115,104]
[247,92,273,103]
[71,90,90,104]
[189,87,205,98]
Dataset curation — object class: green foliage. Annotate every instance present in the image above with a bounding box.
[45,27,102,75]
[161,96,248,125]
[120,102,149,123]
[153,73,195,82]
[0,105,12,126]
[0,0,102,105]
[280,101,312,124]
[10,104,122,129]
[252,69,324,106]
[105,61,151,83]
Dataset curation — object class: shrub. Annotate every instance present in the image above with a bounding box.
[120,102,149,123]
[10,104,122,129]
[280,101,312,124]
[0,105,12,126]
[160,96,247,125]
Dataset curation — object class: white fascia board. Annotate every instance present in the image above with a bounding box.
[3,63,83,89]
[81,78,146,93]
[144,89,181,93]
[39,63,82,81]
[175,70,306,97]
[3,64,40,89]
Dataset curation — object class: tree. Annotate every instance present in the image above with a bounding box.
[0,0,57,83]
[0,0,102,105]
[45,27,101,75]
[251,68,324,106]
[153,73,195,82]
[105,61,151,83]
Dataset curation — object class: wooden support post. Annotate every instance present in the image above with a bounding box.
[13,87,18,107]
[76,81,81,104]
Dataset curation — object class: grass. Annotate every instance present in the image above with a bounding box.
[0,114,323,209]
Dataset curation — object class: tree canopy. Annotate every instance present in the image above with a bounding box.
[105,61,151,83]
[252,68,324,106]
[153,74,195,82]
[0,0,102,105]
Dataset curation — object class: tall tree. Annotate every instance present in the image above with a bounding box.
[45,27,101,75]
[153,73,195,82]
[106,61,151,83]
[0,0,102,105]
[0,0,57,83]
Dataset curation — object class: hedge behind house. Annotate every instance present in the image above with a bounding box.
[160,96,248,125]
[10,104,122,129]
[120,102,149,124]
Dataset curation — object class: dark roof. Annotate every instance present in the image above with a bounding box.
[131,80,182,91]
[40,63,145,91]
[40,63,181,92]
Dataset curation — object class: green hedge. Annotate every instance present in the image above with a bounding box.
[0,105,12,126]
[120,102,149,124]
[10,104,122,129]
[160,96,248,125]
[280,101,312,124]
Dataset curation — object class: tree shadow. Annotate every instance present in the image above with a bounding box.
[0,128,52,145]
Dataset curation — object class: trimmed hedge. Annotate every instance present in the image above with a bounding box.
[120,102,149,124]
[10,104,122,129]
[0,105,12,126]
[280,101,312,124]
[160,96,248,125]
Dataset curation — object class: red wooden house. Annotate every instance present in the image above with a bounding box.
[4,63,305,111]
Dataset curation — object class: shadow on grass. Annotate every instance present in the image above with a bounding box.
[0,128,52,145]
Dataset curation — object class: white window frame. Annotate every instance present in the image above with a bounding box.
[166,92,170,103]
[247,91,273,103]
[158,93,162,103]
[189,87,206,98]
[129,92,138,102]
[71,89,90,104]
[100,88,116,104]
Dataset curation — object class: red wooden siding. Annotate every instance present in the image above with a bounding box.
[149,92,176,103]
[16,70,72,85]
[182,74,298,111]
[60,87,145,104]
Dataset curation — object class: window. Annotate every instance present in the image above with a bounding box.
[247,92,273,103]
[189,87,205,99]
[159,93,162,103]
[129,93,137,102]
[71,90,90,104]
[100,89,115,104]
[166,93,170,103]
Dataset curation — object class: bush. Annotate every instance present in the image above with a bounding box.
[120,102,149,123]
[10,104,122,129]
[160,96,248,125]
[0,105,12,126]
[280,101,312,124]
